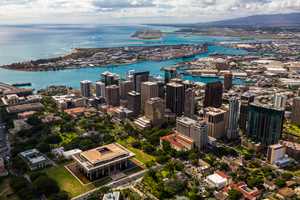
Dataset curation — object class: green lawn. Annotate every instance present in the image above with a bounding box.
[118,137,156,165]
[43,164,94,197]
[58,132,78,146]
[285,123,300,137]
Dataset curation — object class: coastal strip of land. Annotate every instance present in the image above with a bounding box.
[0,44,208,72]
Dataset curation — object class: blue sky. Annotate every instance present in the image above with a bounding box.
[0,0,300,24]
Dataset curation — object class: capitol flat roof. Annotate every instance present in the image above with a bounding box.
[80,143,131,165]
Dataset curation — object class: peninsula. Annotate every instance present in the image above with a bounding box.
[0,44,208,71]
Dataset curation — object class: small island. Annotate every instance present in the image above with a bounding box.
[132,29,163,40]
[0,44,208,72]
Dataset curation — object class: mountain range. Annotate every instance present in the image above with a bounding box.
[199,12,300,27]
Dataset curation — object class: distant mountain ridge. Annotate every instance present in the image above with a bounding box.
[198,13,300,27]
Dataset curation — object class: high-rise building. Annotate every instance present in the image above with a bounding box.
[101,71,119,86]
[157,81,165,99]
[274,94,287,109]
[141,82,159,112]
[204,107,227,139]
[184,88,195,118]
[164,68,177,84]
[95,81,106,97]
[224,72,233,91]
[239,93,255,132]
[204,82,223,108]
[145,97,165,126]
[166,82,185,116]
[247,103,284,146]
[80,80,92,97]
[227,97,240,140]
[191,121,208,150]
[267,144,286,164]
[119,80,133,100]
[127,91,141,117]
[105,85,120,107]
[291,97,300,126]
[176,117,208,150]
[133,71,149,92]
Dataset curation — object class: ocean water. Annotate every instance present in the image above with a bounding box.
[0,24,247,90]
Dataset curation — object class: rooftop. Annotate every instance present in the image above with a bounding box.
[73,143,135,170]
[205,107,227,116]
[160,132,194,150]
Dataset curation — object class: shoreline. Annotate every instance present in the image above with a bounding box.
[0,44,208,72]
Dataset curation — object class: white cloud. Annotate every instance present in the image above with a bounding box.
[0,0,299,24]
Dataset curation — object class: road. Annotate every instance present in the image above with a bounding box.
[71,164,163,200]
[0,122,9,158]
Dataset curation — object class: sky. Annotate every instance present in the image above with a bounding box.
[0,0,300,24]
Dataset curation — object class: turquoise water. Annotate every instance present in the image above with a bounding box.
[0,25,247,90]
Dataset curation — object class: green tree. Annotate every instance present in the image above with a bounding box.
[228,189,242,200]
[282,172,293,181]
[275,179,286,188]
[37,142,51,153]
[33,175,59,196]
[49,191,69,200]
[45,134,62,144]
[27,115,42,126]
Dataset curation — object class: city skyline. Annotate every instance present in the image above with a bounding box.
[0,0,300,24]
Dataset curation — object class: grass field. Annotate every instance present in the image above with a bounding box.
[43,164,94,197]
[118,137,156,165]
[43,163,111,198]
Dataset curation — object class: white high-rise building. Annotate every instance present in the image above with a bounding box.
[274,94,287,109]
[176,117,208,150]
[96,81,106,97]
[191,121,209,150]
[80,80,92,97]
[141,82,159,112]
[227,97,240,140]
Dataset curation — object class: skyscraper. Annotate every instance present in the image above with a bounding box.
[105,85,120,107]
[239,93,255,132]
[101,71,119,86]
[166,82,185,116]
[224,72,233,91]
[247,103,284,146]
[176,117,208,150]
[191,120,209,150]
[184,88,195,118]
[119,80,133,100]
[291,97,300,126]
[227,97,240,140]
[274,94,287,109]
[127,91,141,117]
[145,97,165,126]
[204,81,223,108]
[133,71,149,92]
[204,107,227,139]
[157,81,165,99]
[141,82,159,112]
[164,68,177,84]
[95,81,106,97]
[80,80,92,98]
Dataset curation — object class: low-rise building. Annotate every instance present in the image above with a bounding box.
[160,132,194,151]
[224,182,261,200]
[206,171,229,189]
[103,191,120,200]
[72,143,135,180]
[19,149,51,171]
[6,102,44,114]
